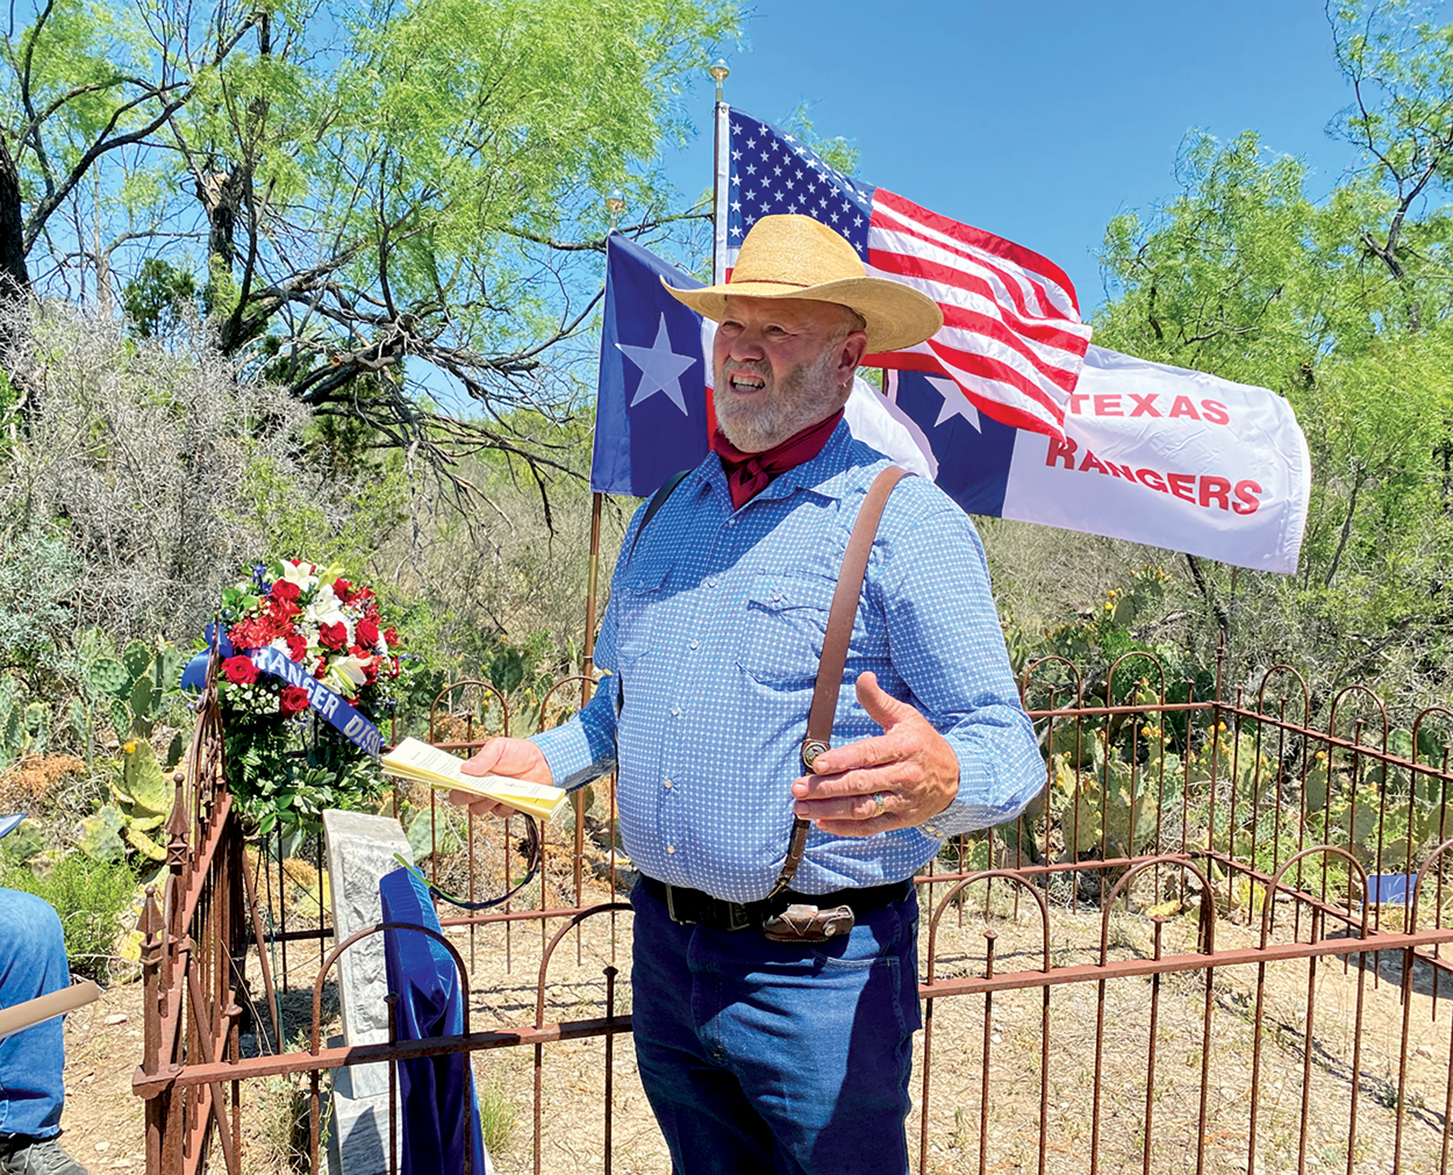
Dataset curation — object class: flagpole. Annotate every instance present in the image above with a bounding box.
[581,492,603,693]
[582,188,627,697]
[710,59,730,284]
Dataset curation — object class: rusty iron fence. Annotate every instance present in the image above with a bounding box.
[134,653,1453,1174]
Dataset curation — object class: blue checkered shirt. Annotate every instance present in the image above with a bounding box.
[533,421,1044,903]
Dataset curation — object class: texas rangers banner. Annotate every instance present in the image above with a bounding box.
[591,233,712,496]
[883,349,1311,573]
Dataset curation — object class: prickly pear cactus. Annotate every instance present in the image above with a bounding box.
[128,673,160,736]
[155,645,183,694]
[67,697,90,757]
[79,805,126,864]
[22,703,48,756]
[87,639,183,740]
[109,699,132,741]
[0,676,20,771]
[85,740,173,863]
[122,640,151,682]
[88,658,129,698]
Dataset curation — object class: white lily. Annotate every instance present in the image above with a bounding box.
[280,561,317,588]
[305,583,349,630]
[326,653,372,692]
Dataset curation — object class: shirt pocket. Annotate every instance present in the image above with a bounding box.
[735,573,833,689]
[614,567,671,669]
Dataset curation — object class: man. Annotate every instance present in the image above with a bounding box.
[0,880,91,1175]
[454,215,1043,1174]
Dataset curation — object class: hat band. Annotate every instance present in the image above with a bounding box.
[727,277,811,289]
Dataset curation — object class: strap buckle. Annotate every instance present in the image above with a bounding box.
[801,738,829,772]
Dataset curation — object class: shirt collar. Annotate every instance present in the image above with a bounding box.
[694,417,862,509]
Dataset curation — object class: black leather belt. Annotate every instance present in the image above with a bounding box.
[639,874,911,932]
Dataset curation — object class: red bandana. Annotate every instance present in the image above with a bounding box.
[712,411,843,511]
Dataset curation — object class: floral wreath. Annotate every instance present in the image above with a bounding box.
[218,560,401,717]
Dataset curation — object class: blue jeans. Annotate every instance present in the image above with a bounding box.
[630,879,921,1175]
[0,889,69,1139]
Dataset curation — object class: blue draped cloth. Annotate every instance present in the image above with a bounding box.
[379,867,488,1175]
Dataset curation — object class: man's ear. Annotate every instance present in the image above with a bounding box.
[838,330,868,383]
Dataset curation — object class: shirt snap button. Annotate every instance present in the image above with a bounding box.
[666,845,676,854]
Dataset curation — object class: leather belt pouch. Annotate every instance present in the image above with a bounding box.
[761,902,855,943]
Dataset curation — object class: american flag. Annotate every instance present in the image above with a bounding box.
[724,111,1091,438]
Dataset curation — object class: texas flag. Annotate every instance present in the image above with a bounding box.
[593,234,1310,574]
[590,233,713,496]
[591,232,928,495]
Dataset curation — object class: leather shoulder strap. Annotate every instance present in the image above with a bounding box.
[769,465,908,898]
[616,470,689,720]
[626,470,689,566]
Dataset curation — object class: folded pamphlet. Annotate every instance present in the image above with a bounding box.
[380,737,567,822]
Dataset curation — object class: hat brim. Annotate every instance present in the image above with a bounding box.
[661,274,942,354]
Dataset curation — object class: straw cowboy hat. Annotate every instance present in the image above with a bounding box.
[662,214,942,353]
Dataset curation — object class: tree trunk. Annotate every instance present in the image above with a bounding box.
[0,135,33,420]
[0,136,31,308]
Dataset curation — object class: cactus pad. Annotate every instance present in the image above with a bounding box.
[79,806,126,863]
[122,740,171,820]
[123,640,151,682]
[128,673,158,722]
[89,657,130,697]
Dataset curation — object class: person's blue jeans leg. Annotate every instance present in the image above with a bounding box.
[631,881,920,1175]
[0,889,69,1140]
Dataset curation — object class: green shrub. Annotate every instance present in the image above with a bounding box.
[1,853,138,979]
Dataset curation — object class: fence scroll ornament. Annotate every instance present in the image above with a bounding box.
[135,652,1453,1175]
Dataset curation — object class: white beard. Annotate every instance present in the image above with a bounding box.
[714,344,849,453]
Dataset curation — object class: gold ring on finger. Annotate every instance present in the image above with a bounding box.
[872,791,886,818]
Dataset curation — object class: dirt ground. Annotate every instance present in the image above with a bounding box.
[55,863,1453,1175]
[57,978,148,1173]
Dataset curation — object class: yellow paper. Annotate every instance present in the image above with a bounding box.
[380,737,567,822]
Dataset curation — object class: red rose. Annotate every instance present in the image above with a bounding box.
[268,596,300,622]
[222,655,259,685]
[279,685,311,718]
[332,578,353,602]
[270,580,301,605]
[388,656,401,678]
[356,617,380,647]
[384,627,400,648]
[314,656,328,679]
[318,621,348,650]
[363,657,380,684]
[286,632,308,662]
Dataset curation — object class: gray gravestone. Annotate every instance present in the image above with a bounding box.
[322,809,410,1175]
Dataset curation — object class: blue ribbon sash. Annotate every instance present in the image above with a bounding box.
[181,637,384,759]
[248,646,383,758]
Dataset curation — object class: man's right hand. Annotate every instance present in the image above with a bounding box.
[447,737,553,819]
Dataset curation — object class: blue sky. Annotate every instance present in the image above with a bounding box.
[659,0,1363,313]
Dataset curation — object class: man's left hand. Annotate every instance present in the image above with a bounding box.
[790,671,958,837]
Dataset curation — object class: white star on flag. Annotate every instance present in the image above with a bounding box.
[929,375,981,430]
[616,316,695,415]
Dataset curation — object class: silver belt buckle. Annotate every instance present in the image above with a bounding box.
[664,884,695,926]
